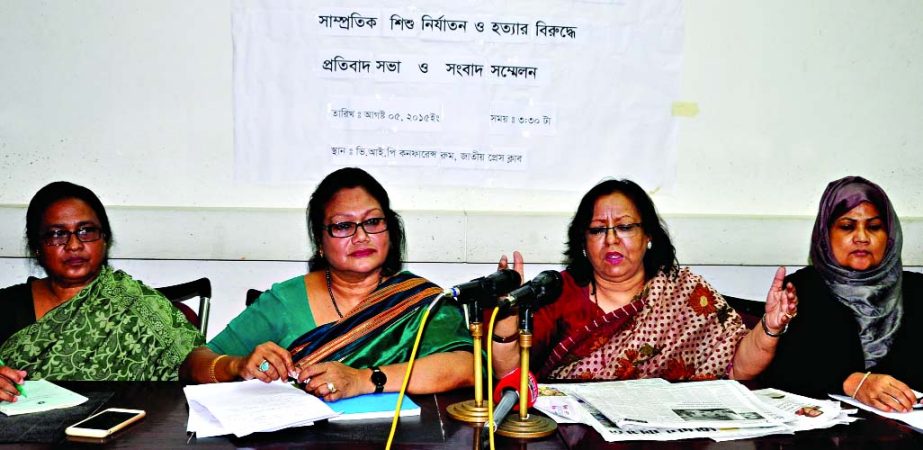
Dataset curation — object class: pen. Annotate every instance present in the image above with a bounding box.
[0,358,27,398]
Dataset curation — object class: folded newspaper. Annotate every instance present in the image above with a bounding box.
[534,379,856,442]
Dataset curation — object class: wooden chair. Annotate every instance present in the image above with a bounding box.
[156,278,212,336]
[245,289,263,307]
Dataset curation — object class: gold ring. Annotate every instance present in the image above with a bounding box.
[327,382,337,393]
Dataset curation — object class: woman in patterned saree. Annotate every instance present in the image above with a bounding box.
[181,168,473,401]
[0,182,204,402]
[492,179,798,381]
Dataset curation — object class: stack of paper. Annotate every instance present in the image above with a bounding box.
[184,380,338,438]
[535,379,856,442]
[0,380,88,416]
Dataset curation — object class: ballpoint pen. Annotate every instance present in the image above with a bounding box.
[0,358,27,398]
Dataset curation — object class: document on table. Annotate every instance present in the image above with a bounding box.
[537,380,856,442]
[831,390,923,432]
[0,380,88,416]
[574,379,792,429]
[184,379,339,437]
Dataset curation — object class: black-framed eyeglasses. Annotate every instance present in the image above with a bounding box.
[586,223,643,239]
[325,217,388,238]
[42,226,104,246]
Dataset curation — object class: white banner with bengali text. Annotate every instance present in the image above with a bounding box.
[233,0,683,191]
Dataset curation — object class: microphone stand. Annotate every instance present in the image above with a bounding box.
[495,305,557,439]
[447,301,491,431]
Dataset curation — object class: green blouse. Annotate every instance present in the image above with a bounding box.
[208,275,315,355]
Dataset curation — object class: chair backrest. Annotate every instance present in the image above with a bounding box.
[245,289,263,307]
[156,278,212,336]
[722,294,763,329]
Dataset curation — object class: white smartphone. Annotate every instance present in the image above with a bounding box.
[65,408,146,438]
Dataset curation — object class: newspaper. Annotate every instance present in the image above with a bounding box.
[536,380,787,442]
[536,380,856,442]
[752,388,855,431]
[574,379,790,429]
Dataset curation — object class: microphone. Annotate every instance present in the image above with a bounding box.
[483,368,538,434]
[496,270,563,311]
[448,269,522,304]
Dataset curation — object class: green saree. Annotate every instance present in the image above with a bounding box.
[0,266,204,381]
[208,271,471,370]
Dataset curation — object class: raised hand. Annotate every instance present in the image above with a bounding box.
[762,266,798,334]
[498,251,525,285]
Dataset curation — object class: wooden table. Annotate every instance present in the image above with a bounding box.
[3,381,922,449]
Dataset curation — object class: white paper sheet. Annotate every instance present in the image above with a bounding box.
[184,379,338,437]
[0,380,88,416]
[830,390,923,432]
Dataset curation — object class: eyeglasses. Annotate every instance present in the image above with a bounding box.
[325,217,388,238]
[586,223,643,239]
[42,226,104,246]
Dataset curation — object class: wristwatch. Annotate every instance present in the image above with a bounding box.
[370,366,386,393]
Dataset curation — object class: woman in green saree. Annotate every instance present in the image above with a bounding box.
[0,182,204,402]
[180,168,473,401]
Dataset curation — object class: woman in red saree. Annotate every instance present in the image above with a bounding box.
[492,179,798,381]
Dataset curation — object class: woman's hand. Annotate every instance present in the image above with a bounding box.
[498,251,525,283]
[0,365,26,403]
[238,342,296,383]
[298,361,365,402]
[848,372,919,413]
[762,266,798,334]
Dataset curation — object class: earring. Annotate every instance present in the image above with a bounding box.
[582,249,587,258]
[646,241,652,250]
[318,249,324,258]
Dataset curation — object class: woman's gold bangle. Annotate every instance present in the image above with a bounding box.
[851,371,872,398]
[209,354,228,383]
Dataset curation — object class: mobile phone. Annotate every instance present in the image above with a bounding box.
[65,408,146,438]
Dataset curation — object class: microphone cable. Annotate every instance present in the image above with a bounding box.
[485,306,501,450]
[385,291,450,450]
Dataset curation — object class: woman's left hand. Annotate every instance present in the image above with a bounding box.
[298,361,366,402]
[763,266,798,333]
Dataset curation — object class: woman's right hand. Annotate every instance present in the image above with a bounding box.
[848,372,919,413]
[0,365,26,403]
[237,342,297,383]
[498,251,525,283]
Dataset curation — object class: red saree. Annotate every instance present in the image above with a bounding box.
[533,269,749,381]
